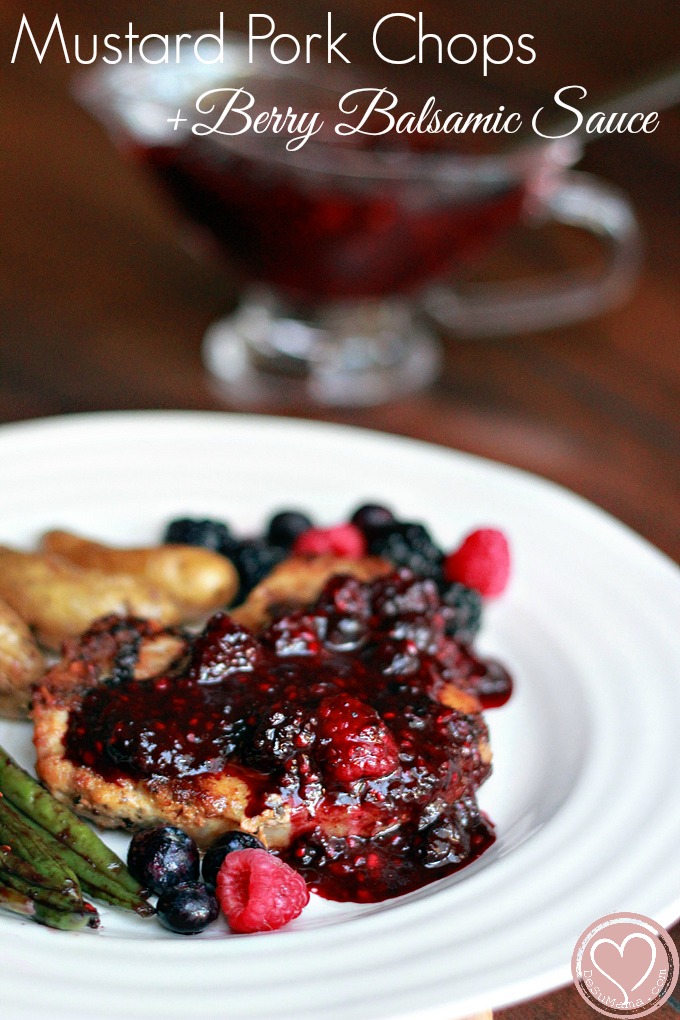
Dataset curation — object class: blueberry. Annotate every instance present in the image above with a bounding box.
[350,503,396,536]
[127,826,200,895]
[266,510,313,548]
[323,614,368,652]
[156,882,219,935]
[163,517,235,556]
[202,831,265,887]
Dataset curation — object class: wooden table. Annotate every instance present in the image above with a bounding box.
[1,2,678,1016]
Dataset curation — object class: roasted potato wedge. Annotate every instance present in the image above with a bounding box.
[0,546,183,649]
[0,596,45,718]
[231,553,391,631]
[40,530,238,617]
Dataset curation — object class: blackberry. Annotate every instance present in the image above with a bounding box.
[266,510,313,548]
[241,704,317,772]
[420,811,472,869]
[371,573,439,618]
[233,539,287,601]
[368,522,444,580]
[265,613,323,658]
[163,517,235,556]
[439,582,483,644]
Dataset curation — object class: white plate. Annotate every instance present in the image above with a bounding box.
[0,411,679,1020]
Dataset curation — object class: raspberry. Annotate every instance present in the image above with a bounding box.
[316,694,400,783]
[293,523,367,558]
[215,848,309,933]
[443,528,511,598]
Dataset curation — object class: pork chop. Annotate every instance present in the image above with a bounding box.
[32,565,508,900]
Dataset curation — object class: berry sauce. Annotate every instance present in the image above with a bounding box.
[136,142,524,302]
[64,571,511,902]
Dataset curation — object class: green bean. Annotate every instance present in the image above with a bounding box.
[0,845,81,903]
[0,747,143,897]
[0,881,98,930]
[56,842,154,916]
[0,867,85,913]
[0,796,81,900]
[0,795,152,917]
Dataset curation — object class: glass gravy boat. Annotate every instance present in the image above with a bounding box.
[78,35,642,406]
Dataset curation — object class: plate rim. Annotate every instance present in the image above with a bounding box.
[0,405,676,570]
[0,409,678,1020]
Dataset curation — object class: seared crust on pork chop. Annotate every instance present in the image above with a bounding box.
[32,616,297,848]
[232,554,391,631]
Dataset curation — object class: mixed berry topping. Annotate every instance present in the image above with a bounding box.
[66,567,510,903]
[110,504,515,915]
[163,505,511,610]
